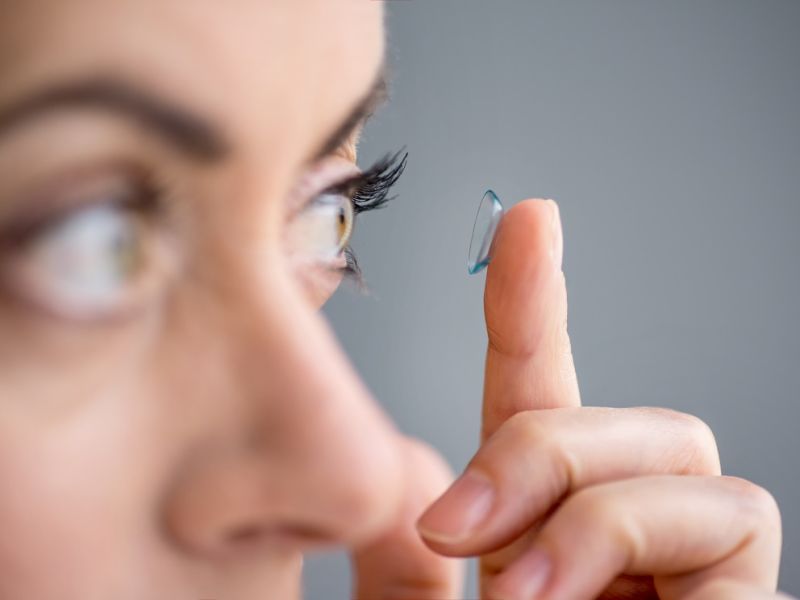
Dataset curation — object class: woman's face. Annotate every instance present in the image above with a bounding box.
[0,2,405,597]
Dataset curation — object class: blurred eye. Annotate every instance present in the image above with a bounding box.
[289,190,354,265]
[0,175,172,321]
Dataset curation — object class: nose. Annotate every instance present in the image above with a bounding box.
[159,270,405,559]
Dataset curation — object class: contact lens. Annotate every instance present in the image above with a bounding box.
[467,189,504,274]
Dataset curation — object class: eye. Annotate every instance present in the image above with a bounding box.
[284,150,406,296]
[0,174,172,321]
[291,191,354,264]
[284,157,360,272]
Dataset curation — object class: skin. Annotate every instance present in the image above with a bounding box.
[0,1,458,599]
[0,1,790,599]
[417,201,792,599]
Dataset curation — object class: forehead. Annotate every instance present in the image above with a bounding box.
[0,0,385,169]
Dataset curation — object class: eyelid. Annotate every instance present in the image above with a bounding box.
[0,163,161,247]
[322,170,364,198]
[286,148,406,295]
[286,157,360,218]
[289,148,408,217]
[0,200,175,324]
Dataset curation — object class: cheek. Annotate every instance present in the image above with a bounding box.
[0,398,153,596]
[302,264,345,309]
[281,244,346,310]
[0,308,189,594]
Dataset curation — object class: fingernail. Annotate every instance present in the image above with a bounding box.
[490,547,552,600]
[416,469,494,544]
[547,199,563,271]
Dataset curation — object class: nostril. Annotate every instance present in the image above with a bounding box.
[220,521,338,552]
[225,524,266,545]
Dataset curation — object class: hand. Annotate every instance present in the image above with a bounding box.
[414,199,790,599]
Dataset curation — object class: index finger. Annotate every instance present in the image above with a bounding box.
[481,199,580,441]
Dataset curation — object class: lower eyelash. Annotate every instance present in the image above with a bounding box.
[341,246,364,285]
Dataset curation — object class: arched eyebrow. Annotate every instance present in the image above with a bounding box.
[309,62,389,163]
[0,62,388,164]
[0,77,230,161]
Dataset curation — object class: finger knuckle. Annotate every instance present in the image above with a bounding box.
[508,411,577,472]
[678,412,721,474]
[549,483,648,565]
[504,410,550,449]
[636,407,721,475]
[569,486,621,531]
[483,410,579,498]
[631,405,689,431]
[721,476,782,532]
[566,486,644,558]
[683,578,746,600]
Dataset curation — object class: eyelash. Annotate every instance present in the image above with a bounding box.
[325,148,408,290]
[0,151,408,307]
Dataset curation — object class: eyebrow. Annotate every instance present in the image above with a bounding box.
[0,77,230,161]
[0,64,388,165]
[309,62,389,163]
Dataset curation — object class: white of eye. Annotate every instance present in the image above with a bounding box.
[9,203,148,318]
[291,192,354,262]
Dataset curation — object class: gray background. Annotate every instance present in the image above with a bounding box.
[307,1,800,597]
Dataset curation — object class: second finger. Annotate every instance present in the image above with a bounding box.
[417,406,721,555]
[488,475,782,600]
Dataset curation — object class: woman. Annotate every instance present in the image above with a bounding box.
[0,1,790,599]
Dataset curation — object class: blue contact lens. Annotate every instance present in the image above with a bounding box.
[467,189,504,274]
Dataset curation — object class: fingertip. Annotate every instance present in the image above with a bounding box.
[415,469,495,547]
[484,198,564,357]
[489,198,560,280]
[547,199,564,271]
